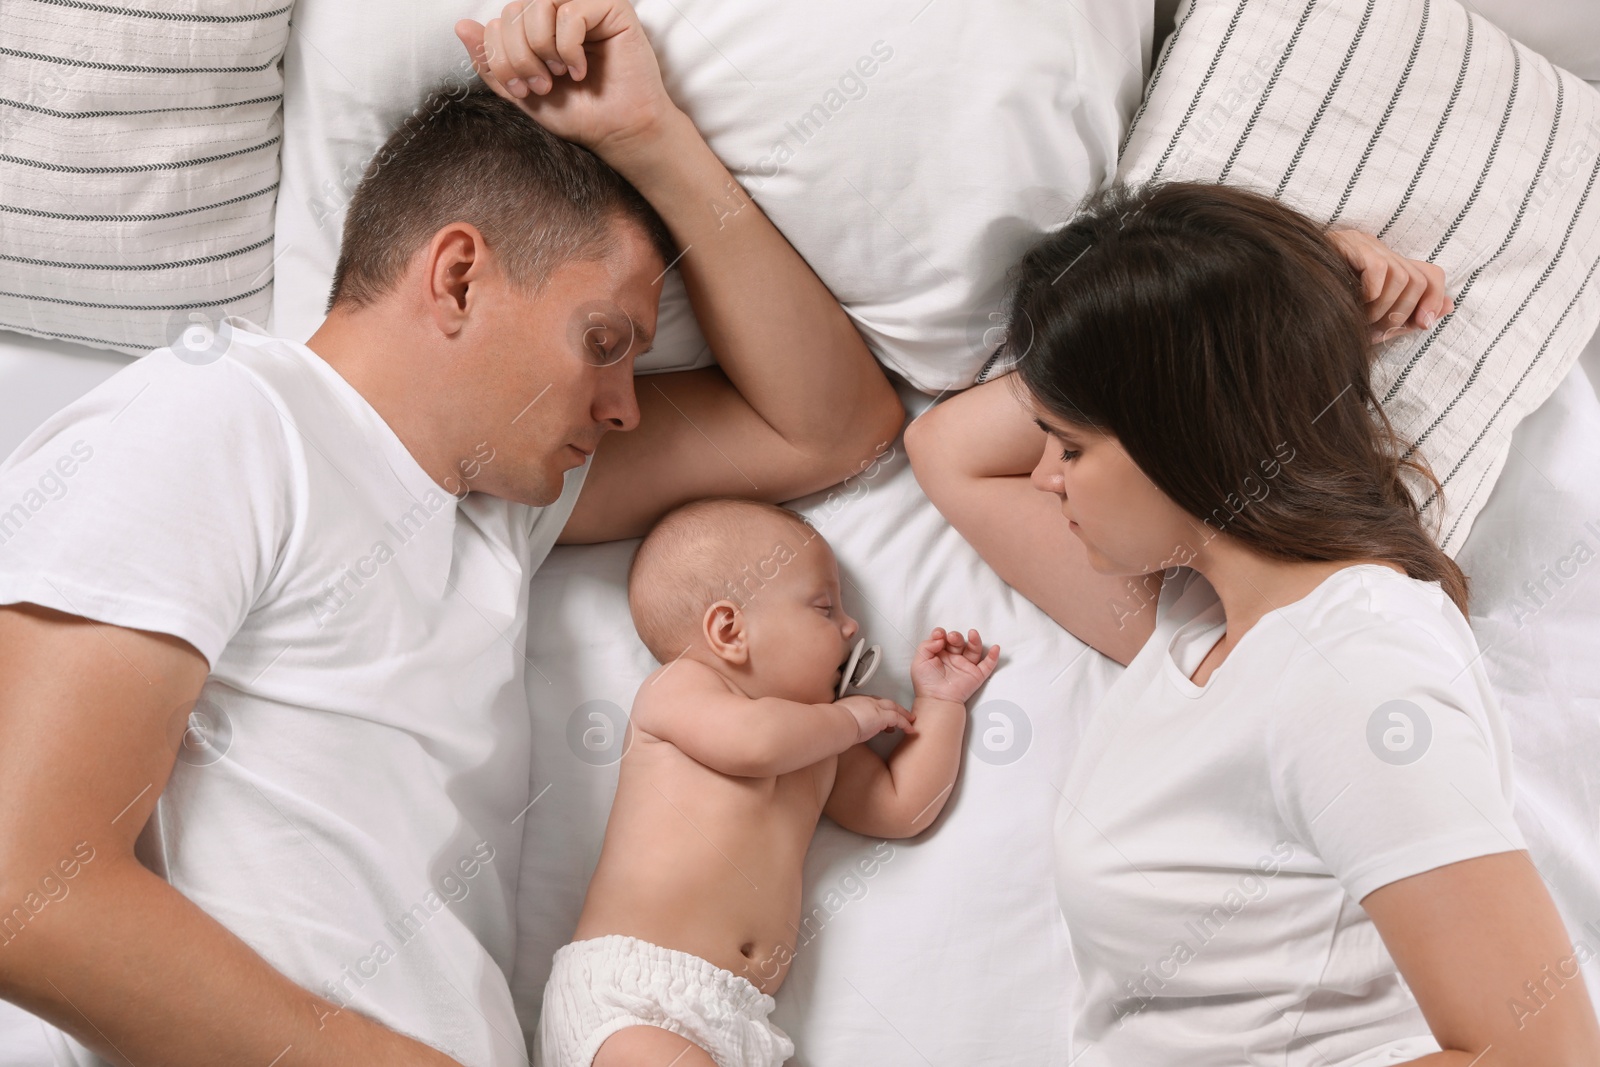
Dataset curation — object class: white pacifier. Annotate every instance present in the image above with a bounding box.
[836,637,883,699]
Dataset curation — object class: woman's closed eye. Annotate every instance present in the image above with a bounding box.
[1059,447,1080,462]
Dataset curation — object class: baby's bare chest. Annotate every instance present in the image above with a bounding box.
[625,741,837,841]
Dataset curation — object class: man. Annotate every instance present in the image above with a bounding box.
[0,2,903,1063]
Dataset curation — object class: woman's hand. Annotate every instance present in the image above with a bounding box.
[455,0,678,163]
[911,627,1000,705]
[1328,229,1454,346]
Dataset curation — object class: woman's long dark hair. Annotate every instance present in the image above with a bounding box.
[1008,180,1470,616]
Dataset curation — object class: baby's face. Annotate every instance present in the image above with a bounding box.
[741,535,861,705]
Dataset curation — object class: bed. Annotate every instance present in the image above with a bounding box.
[2,0,1599,1063]
[1,325,1598,1066]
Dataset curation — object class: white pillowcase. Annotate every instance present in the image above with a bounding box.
[1120,0,1600,556]
[268,0,1148,390]
[0,0,288,356]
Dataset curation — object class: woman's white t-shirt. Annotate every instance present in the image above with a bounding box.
[1054,563,1526,1067]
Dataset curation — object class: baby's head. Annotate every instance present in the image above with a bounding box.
[628,497,861,704]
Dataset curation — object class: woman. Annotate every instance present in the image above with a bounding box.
[906,182,1600,1065]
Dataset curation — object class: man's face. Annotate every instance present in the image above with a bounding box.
[454,221,665,506]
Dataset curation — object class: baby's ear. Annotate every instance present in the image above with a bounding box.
[701,599,749,665]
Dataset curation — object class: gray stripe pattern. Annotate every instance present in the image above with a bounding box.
[0,93,282,119]
[0,135,279,174]
[1120,0,1202,159]
[29,0,292,22]
[1277,0,1375,198]
[1425,44,1520,263]
[1383,71,1566,404]
[1401,138,1600,462]
[1328,0,1429,227]
[0,182,279,223]
[0,279,273,312]
[1432,246,1600,534]
[0,234,274,272]
[1376,12,1474,239]
[1150,0,1254,182]
[0,45,279,75]
[1219,0,1320,185]
[0,0,287,355]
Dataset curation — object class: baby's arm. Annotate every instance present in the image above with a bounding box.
[632,660,913,778]
[824,628,999,839]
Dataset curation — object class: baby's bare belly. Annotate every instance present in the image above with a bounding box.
[572,750,829,995]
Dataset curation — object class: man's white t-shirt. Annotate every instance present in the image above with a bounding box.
[0,320,589,1067]
[1054,563,1526,1067]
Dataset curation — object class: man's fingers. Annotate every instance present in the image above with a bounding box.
[522,0,567,79]
[481,19,527,98]
[456,20,491,78]
[555,0,594,79]
[497,2,553,93]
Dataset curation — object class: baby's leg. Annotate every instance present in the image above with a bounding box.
[593,1025,718,1067]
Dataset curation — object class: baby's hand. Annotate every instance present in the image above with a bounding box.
[911,627,1000,704]
[834,694,915,744]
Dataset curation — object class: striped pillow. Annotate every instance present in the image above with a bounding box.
[1119,0,1600,557]
[0,0,288,356]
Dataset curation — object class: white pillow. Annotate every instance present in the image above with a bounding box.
[268,0,1148,389]
[1469,0,1600,81]
[1120,0,1600,556]
[0,1,288,356]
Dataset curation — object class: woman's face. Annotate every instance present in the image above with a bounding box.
[1024,394,1203,577]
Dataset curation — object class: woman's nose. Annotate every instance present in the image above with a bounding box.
[1030,455,1063,495]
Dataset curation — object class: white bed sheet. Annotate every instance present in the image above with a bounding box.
[515,334,1600,1062]
[0,326,1597,1064]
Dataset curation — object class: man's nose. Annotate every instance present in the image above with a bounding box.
[596,369,641,433]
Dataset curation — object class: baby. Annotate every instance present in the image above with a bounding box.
[535,496,999,1067]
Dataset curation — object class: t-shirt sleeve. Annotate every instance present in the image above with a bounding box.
[0,350,294,667]
[1265,606,1526,904]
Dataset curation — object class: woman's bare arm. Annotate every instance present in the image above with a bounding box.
[1363,850,1600,1065]
[904,376,1162,667]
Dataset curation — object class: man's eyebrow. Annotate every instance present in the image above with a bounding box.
[627,316,655,354]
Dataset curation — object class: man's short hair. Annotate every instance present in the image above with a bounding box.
[327,84,676,311]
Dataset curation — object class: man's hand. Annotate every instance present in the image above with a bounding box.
[456,0,676,161]
[1328,229,1454,345]
[910,627,1000,705]
[833,694,916,743]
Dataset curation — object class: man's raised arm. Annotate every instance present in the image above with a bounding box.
[459,0,905,544]
[0,606,459,1067]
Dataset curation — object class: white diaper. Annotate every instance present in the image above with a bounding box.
[534,934,795,1067]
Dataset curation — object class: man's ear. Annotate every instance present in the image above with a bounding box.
[423,222,490,337]
[702,600,750,666]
